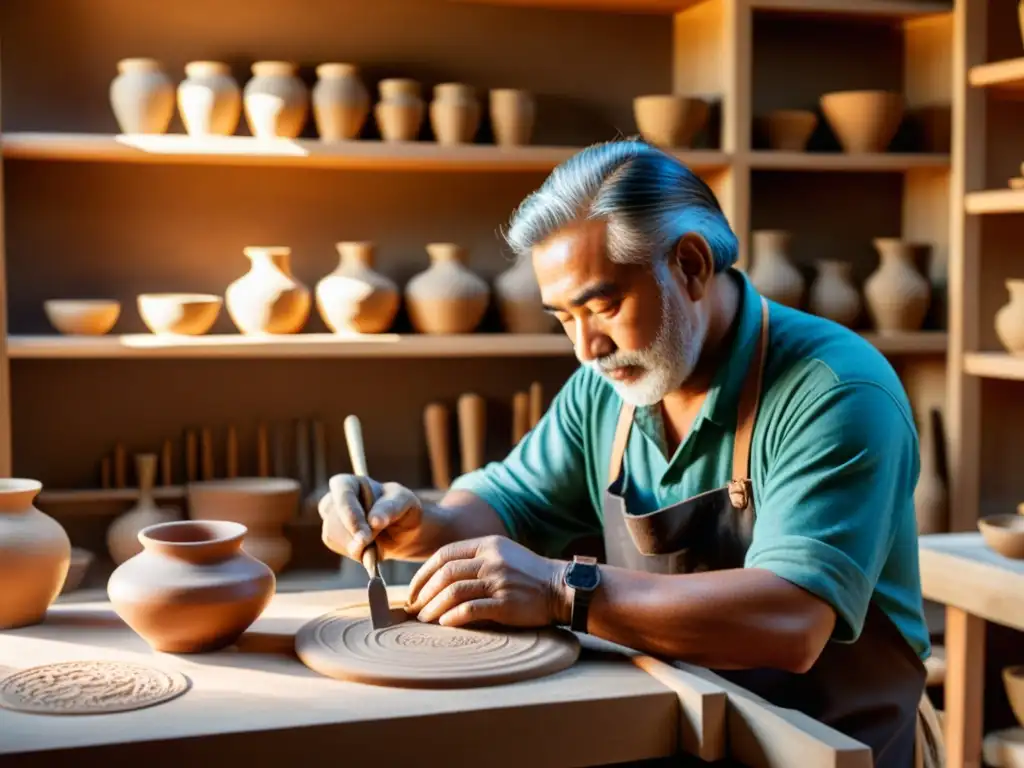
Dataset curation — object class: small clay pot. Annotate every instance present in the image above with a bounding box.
[995,279,1024,354]
[495,257,557,333]
[820,90,904,153]
[404,243,490,334]
[864,239,931,333]
[243,61,309,139]
[978,514,1024,559]
[633,95,709,148]
[762,109,818,151]
[177,61,242,137]
[429,83,480,145]
[137,293,222,336]
[374,78,424,142]
[749,230,804,309]
[809,260,861,328]
[43,300,121,336]
[312,63,369,141]
[225,246,311,335]
[109,58,175,134]
[489,89,535,146]
[60,548,95,594]
[315,242,400,334]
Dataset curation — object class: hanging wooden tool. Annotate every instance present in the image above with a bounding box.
[457,393,486,474]
[423,402,451,490]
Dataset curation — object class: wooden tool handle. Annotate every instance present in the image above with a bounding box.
[344,414,369,477]
[295,419,311,492]
[312,420,328,487]
[226,425,238,479]
[135,453,156,492]
[256,422,269,477]
[529,381,544,428]
[185,430,197,482]
[423,402,451,490]
[512,391,530,445]
[457,393,486,475]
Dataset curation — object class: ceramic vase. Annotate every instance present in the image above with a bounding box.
[809,260,861,328]
[109,58,175,134]
[0,479,71,629]
[405,243,490,334]
[864,239,931,333]
[107,520,275,653]
[106,453,178,565]
[820,90,904,154]
[914,408,948,536]
[187,478,300,573]
[490,89,535,146]
[177,61,242,137]
[749,230,805,309]
[995,279,1024,354]
[430,83,480,145]
[374,78,424,142]
[225,246,311,335]
[243,61,309,139]
[315,242,400,334]
[495,257,557,333]
[312,63,369,141]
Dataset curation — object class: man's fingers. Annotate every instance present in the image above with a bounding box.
[437,598,504,628]
[407,538,484,605]
[416,579,490,624]
[328,475,372,555]
[368,483,417,531]
[321,507,352,558]
[405,558,484,613]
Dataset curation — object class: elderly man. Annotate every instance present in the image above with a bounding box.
[320,138,932,767]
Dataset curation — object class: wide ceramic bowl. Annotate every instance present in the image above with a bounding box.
[633,95,709,148]
[43,300,121,335]
[137,293,222,335]
[820,90,904,153]
[978,513,1024,559]
[762,109,818,151]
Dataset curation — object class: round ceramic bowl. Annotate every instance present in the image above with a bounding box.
[137,293,222,335]
[632,95,709,149]
[43,299,121,335]
[762,109,818,151]
[1004,665,1024,727]
[819,90,904,153]
[977,513,1024,559]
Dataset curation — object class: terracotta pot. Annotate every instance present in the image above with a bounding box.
[374,78,424,142]
[405,243,490,334]
[315,242,400,334]
[43,299,121,335]
[429,83,480,145]
[60,547,95,595]
[633,95,709,148]
[225,246,311,334]
[820,90,904,153]
[978,514,1024,559]
[109,58,175,134]
[187,477,300,573]
[137,293,222,335]
[106,453,179,565]
[864,239,931,333]
[808,260,861,328]
[914,408,948,536]
[762,109,818,151]
[995,279,1024,354]
[0,479,71,629]
[489,89,535,146]
[243,61,309,139]
[107,520,275,653]
[312,63,369,141]
[177,61,241,137]
[749,230,804,309]
[495,257,557,333]
[1004,665,1024,727]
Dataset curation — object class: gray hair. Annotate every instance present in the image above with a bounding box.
[503,138,738,272]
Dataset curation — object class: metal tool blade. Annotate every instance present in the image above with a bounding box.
[367,568,392,630]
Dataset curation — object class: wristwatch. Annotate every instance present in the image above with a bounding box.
[563,555,601,633]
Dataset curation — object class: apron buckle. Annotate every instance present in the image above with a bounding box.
[728,478,751,509]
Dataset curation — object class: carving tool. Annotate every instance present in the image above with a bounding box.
[343,414,392,630]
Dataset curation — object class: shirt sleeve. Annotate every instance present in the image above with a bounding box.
[448,368,600,557]
[743,379,919,644]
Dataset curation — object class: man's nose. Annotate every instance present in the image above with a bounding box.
[574,317,613,362]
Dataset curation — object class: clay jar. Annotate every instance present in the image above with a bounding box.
[315,242,400,334]
[762,109,818,151]
[490,89,535,146]
[633,95,709,148]
[106,453,178,565]
[864,239,931,333]
[312,63,369,141]
[243,61,309,139]
[995,279,1024,354]
[225,246,311,334]
[820,90,904,153]
[914,409,948,536]
[0,479,71,629]
[430,83,480,145]
[405,243,490,334]
[109,58,175,134]
[808,260,861,328]
[107,520,275,653]
[749,230,805,309]
[495,257,557,333]
[177,61,242,137]
[374,78,425,141]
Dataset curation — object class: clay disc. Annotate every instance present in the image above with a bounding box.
[295,604,580,689]
[0,660,191,715]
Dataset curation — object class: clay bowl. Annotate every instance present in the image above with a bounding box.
[633,95,709,148]
[978,513,1024,559]
[1004,666,1024,727]
[43,300,121,335]
[762,109,818,151]
[60,547,95,595]
[137,293,222,335]
[819,90,904,154]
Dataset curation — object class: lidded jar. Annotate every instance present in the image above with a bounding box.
[109,58,175,134]
[404,243,490,334]
[312,63,369,141]
[177,61,242,136]
[243,61,309,138]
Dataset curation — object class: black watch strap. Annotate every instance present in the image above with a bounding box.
[565,556,600,633]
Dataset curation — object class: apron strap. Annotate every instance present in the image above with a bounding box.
[732,297,770,484]
[608,401,636,485]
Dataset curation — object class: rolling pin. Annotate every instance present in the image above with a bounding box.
[457,393,486,475]
[528,381,544,428]
[423,402,451,490]
[511,391,530,445]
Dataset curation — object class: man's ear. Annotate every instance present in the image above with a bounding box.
[671,233,714,301]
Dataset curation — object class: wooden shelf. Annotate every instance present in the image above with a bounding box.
[967,58,1024,96]
[37,485,445,507]
[964,189,1024,215]
[748,151,950,172]
[453,0,951,17]
[963,352,1024,381]
[0,132,730,174]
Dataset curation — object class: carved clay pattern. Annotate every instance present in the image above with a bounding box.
[0,660,190,715]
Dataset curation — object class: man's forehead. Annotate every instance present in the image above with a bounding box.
[532,220,612,276]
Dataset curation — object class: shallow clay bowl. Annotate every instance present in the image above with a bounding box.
[762,109,818,151]
[187,477,301,528]
[978,513,1024,559]
[1004,666,1024,727]
[633,95,709,148]
[43,300,121,335]
[60,547,95,594]
[819,90,904,153]
[138,293,222,335]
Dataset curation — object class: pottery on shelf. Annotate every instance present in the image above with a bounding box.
[44,299,121,336]
[633,95,709,148]
[312,63,369,141]
[106,453,179,565]
[109,58,175,135]
[137,293,222,336]
[995,279,1024,354]
[404,243,490,334]
[495,256,557,334]
[820,90,905,154]
[1004,665,1024,727]
[863,238,931,333]
[225,246,311,335]
[0,479,71,629]
[429,83,480,145]
[490,89,535,146]
[60,547,95,595]
[914,408,948,536]
[107,520,276,653]
[978,514,1024,559]
[762,109,818,151]
[177,61,242,137]
[315,242,400,334]
[187,478,300,573]
[748,230,805,309]
[243,61,309,139]
[808,260,861,328]
[375,78,424,142]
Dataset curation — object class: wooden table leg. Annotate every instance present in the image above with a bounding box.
[944,606,985,768]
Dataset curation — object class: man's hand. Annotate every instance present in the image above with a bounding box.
[404,536,569,628]
[318,474,426,563]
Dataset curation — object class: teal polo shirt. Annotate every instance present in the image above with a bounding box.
[450,268,931,661]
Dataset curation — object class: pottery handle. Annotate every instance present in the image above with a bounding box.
[511,391,530,445]
[423,403,451,490]
[528,382,543,428]
[344,414,369,477]
[312,420,328,488]
[457,393,486,475]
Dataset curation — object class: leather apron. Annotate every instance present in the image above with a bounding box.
[600,298,939,768]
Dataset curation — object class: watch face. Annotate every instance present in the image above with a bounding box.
[567,562,600,590]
